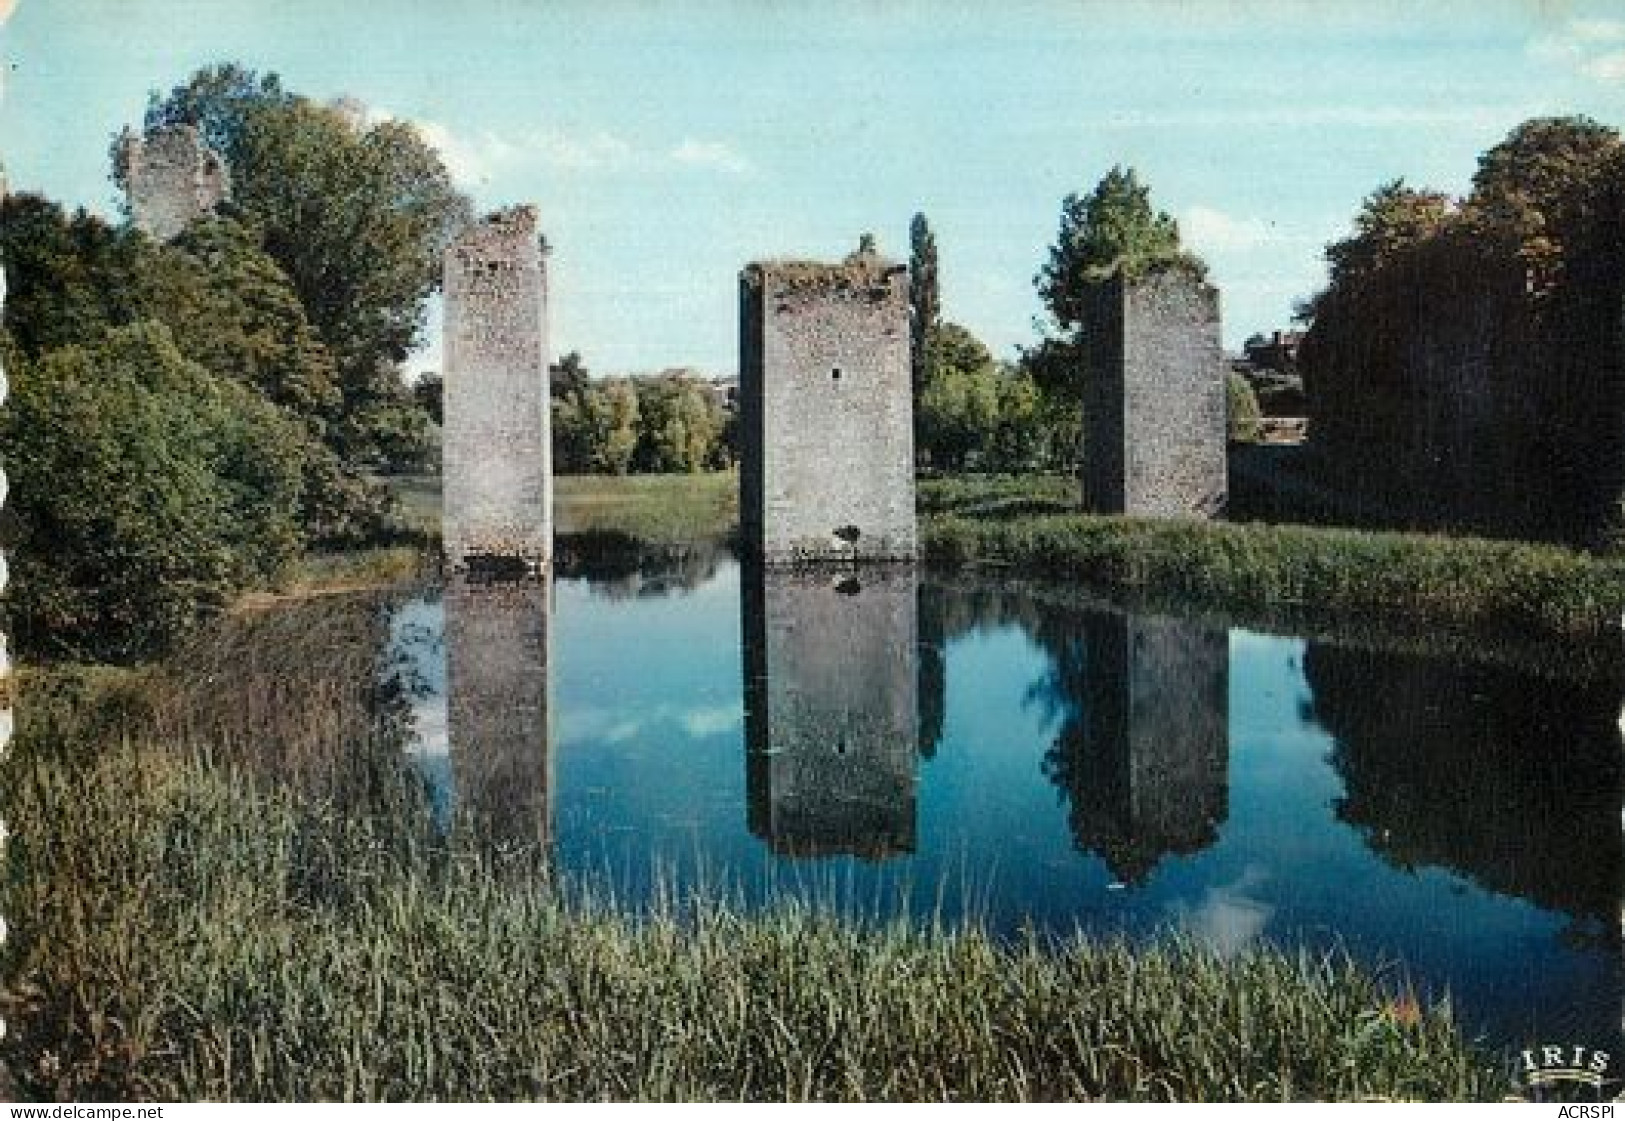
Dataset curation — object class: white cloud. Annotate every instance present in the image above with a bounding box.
[404,118,754,188]
[561,701,743,747]
[1170,866,1274,958]
[679,703,744,738]
[1181,206,1276,253]
[404,119,518,186]
[1568,18,1625,44]
[670,138,754,176]
[1097,105,1520,130]
[541,130,635,172]
[408,118,634,185]
[1582,50,1625,82]
[1530,17,1625,83]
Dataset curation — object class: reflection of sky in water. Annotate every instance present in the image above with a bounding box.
[387,561,1623,1055]
[387,594,453,825]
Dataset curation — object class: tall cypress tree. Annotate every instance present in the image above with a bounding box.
[909,212,940,394]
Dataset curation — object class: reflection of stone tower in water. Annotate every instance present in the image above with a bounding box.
[1047,613,1229,884]
[444,578,552,847]
[744,568,919,858]
[442,207,551,571]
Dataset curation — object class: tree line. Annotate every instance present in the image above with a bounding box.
[3,63,469,660]
[1300,115,1625,547]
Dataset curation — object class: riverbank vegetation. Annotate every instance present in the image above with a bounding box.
[1,63,467,663]
[924,504,1625,638]
[1,668,1507,1101]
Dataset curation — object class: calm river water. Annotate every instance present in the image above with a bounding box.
[386,555,1622,1056]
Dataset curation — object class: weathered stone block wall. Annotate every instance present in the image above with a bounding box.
[123,124,230,242]
[1081,269,1227,518]
[744,566,918,859]
[445,577,552,846]
[442,207,551,570]
[739,254,916,562]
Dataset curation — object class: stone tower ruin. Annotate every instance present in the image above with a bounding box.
[442,206,552,572]
[738,243,916,563]
[121,124,230,242]
[744,566,918,859]
[1080,267,1227,517]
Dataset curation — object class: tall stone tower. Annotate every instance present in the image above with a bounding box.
[738,243,916,563]
[744,567,918,859]
[445,577,552,847]
[442,206,551,572]
[1080,267,1227,517]
[121,124,231,242]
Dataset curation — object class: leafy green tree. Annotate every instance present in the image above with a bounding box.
[909,212,940,393]
[134,67,474,468]
[594,380,642,475]
[550,351,590,399]
[1319,180,1453,295]
[2,323,306,662]
[148,217,344,426]
[0,194,152,356]
[1,194,389,547]
[1028,167,1205,420]
[1035,166,1193,334]
[412,373,443,425]
[1468,115,1620,288]
[917,323,1004,471]
[116,61,290,187]
[1227,372,1263,443]
[634,377,722,473]
[1300,117,1625,545]
[552,379,643,475]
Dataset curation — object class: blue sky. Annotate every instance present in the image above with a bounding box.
[3,1,1623,375]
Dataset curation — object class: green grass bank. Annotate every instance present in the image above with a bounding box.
[2,717,1507,1102]
[915,474,1624,638]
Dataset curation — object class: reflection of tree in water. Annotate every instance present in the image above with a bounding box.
[918,581,1053,759]
[915,580,1230,882]
[157,589,428,818]
[1029,610,1229,885]
[1305,641,1623,930]
[556,532,726,599]
[917,583,946,758]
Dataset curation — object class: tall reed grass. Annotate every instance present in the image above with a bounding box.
[2,721,1508,1102]
[924,513,1625,637]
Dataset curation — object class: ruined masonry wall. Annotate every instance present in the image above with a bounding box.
[740,259,917,562]
[442,206,551,569]
[1082,269,1227,517]
[125,125,230,242]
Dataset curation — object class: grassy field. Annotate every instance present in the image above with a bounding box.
[1,675,1507,1101]
[385,471,737,544]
